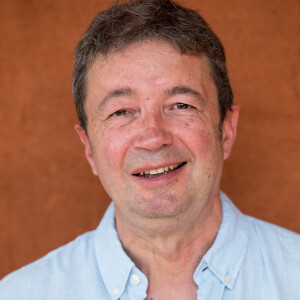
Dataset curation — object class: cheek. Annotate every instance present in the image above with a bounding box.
[96,128,133,172]
[176,118,217,153]
[178,119,222,174]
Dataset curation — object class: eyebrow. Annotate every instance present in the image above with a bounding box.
[97,85,206,113]
[163,86,206,107]
[97,87,136,112]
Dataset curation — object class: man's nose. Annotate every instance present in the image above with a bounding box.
[133,111,173,151]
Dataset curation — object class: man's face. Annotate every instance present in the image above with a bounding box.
[76,40,238,224]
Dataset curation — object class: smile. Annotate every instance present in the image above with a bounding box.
[133,162,186,178]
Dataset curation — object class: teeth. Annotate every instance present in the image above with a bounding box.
[157,167,165,173]
[138,163,181,176]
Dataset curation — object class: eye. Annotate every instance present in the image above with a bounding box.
[173,103,194,110]
[111,109,129,117]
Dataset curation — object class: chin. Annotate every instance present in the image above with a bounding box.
[132,194,192,219]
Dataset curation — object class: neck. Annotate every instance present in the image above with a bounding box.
[115,195,222,298]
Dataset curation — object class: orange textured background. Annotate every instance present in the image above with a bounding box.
[0,0,299,278]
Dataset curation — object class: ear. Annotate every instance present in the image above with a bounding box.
[74,125,98,175]
[221,105,239,160]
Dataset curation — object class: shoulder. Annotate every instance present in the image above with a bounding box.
[0,230,101,300]
[245,215,300,296]
[246,215,300,256]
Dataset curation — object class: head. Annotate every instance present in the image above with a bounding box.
[72,0,233,134]
[73,0,238,232]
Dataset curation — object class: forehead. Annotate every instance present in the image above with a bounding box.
[86,40,217,104]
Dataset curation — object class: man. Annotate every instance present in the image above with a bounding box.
[1,0,299,299]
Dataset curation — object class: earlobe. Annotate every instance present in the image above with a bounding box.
[74,125,98,175]
[222,105,239,160]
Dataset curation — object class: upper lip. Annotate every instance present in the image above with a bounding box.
[132,162,186,175]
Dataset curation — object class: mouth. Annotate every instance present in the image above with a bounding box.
[133,162,187,178]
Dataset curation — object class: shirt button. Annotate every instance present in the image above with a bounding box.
[225,273,232,282]
[130,274,140,285]
[112,288,120,294]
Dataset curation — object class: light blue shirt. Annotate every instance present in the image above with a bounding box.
[1,192,299,299]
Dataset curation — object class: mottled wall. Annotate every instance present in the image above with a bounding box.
[0,0,299,278]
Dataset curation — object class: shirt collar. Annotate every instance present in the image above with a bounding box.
[94,202,135,300]
[194,192,250,289]
[94,192,250,296]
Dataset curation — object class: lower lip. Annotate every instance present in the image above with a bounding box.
[131,164,187,184]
